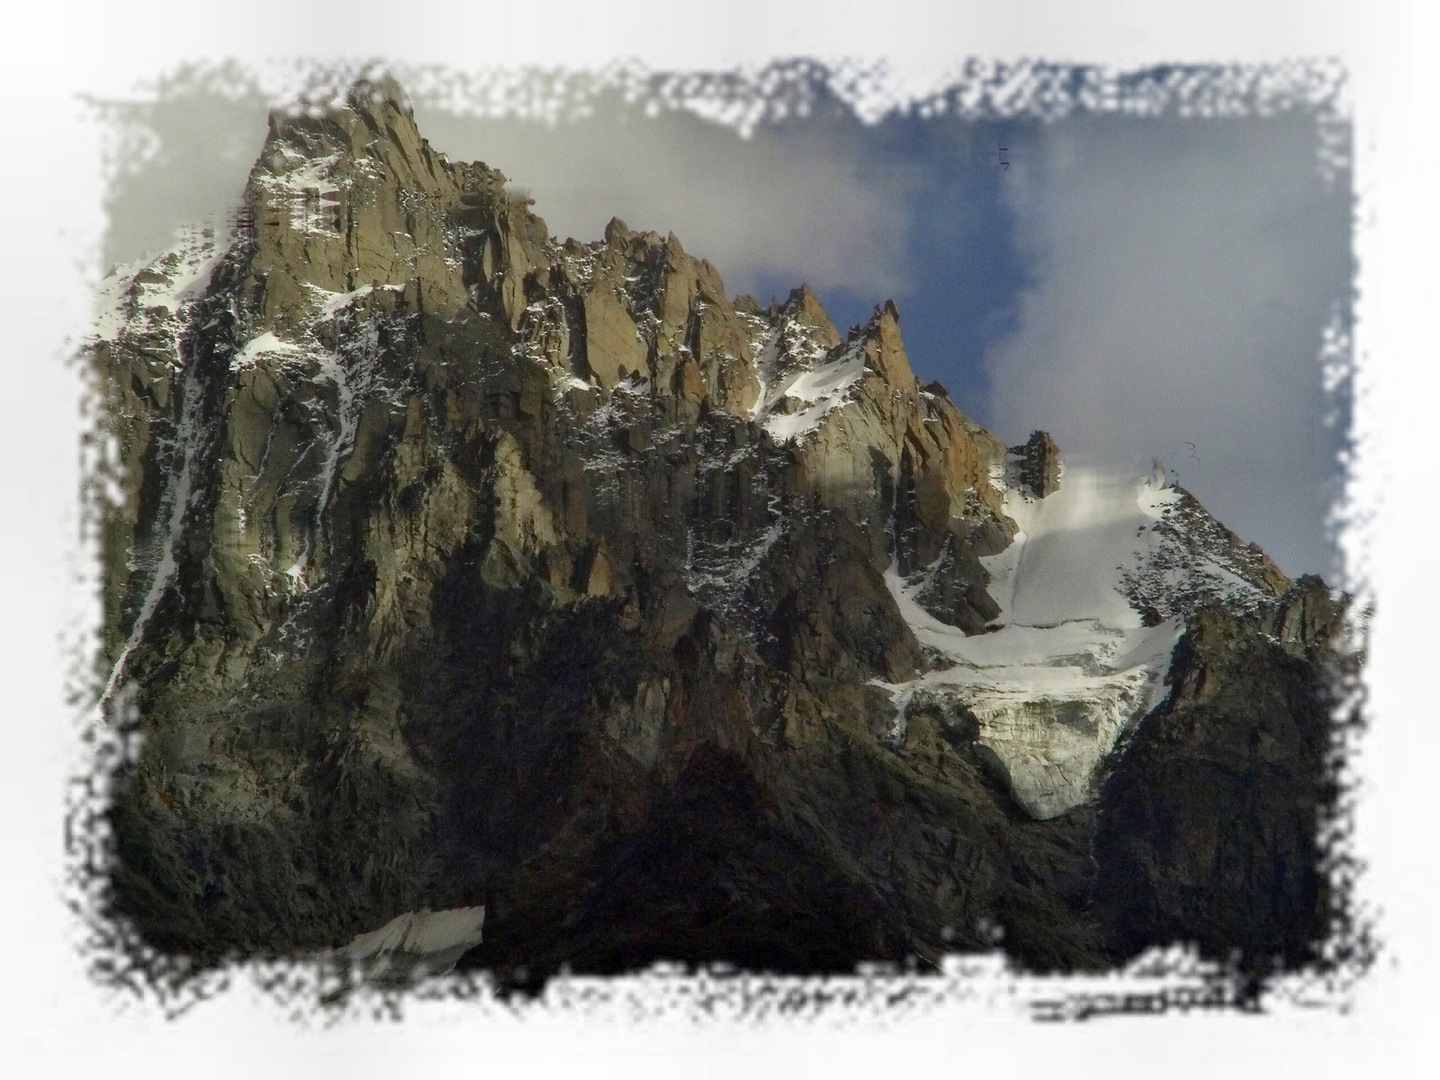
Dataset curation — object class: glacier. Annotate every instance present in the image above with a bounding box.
[877,466,1191,819]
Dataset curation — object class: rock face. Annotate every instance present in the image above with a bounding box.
[1093,576,1350,970]
[88,77,1353,984]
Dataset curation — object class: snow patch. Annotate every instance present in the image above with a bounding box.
[97,228,232,705]
[759,338,867,442]
[332,905,486,982]
[306,324,379,573]
[308,282,404,319]
[91,227,228,345]
[982,468,1180,628]
[230,330,305,371]
[101,364,213,704]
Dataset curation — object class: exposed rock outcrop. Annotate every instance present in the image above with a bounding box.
[1010,429,1062,499]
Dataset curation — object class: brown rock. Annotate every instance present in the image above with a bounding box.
[582,278,646,389]
[861,300,917,393]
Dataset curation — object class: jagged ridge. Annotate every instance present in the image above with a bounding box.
[87,76,1349,985]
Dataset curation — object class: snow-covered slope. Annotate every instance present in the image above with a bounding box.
[757,337,869,443]
[91,229,232,703]
[91,226,228,347]
[877,464,1278,820]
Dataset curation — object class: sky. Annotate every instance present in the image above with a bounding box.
[90,63,1352,581]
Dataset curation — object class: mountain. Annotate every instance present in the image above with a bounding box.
[87,75,1352,988]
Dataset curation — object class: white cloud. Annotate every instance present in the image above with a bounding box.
[984,114,1350,578]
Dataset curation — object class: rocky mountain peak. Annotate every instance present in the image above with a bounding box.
[601,216,631,247]
[243,77,490,330]
[854,297,917,393]
[777,283,841,348]
[261,72,435,194]
[88,76,1349,987]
